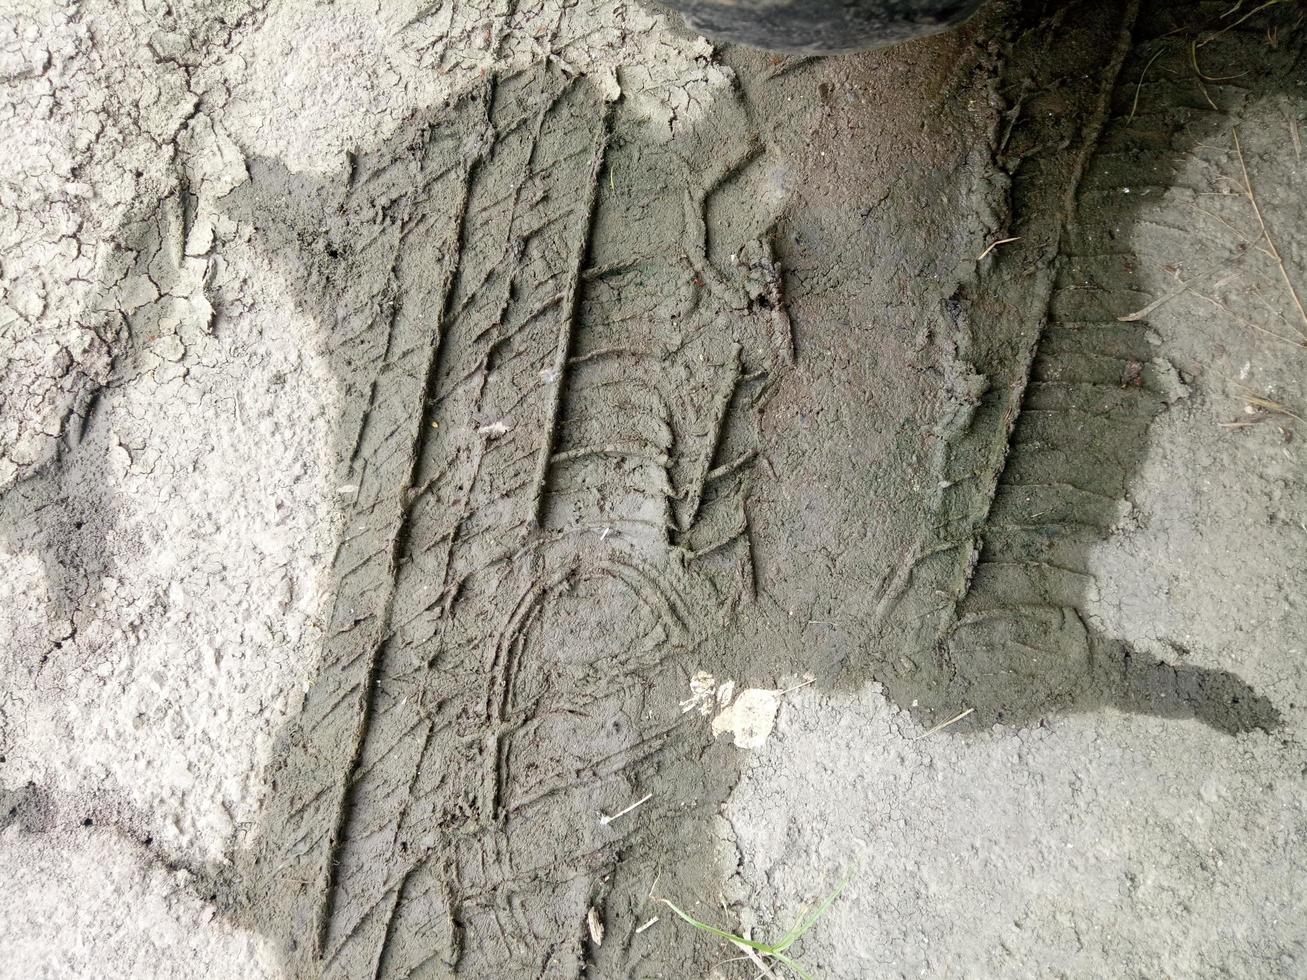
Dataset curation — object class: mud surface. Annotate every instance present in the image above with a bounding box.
[3,0,1306,978]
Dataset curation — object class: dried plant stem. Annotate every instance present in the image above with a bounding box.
[1232,128,1307,338]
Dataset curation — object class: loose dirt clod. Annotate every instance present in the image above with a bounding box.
[711,689,782,749]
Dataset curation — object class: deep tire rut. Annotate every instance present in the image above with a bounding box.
[869,0,1284,735]
[230,61,796,978]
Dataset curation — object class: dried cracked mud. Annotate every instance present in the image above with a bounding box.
[3,1,1306,978]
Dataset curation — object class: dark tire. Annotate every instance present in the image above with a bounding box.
[661,0,985,53]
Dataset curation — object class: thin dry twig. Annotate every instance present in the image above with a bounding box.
[1130,47,1168,121]
[976,236,1021,261]
[1119,276,1199,322]
[1196,292,1307,349]
[1228,380,1305,424]
[1203,0,1291,46]
[1243,396,1304,422]
[1190,202,1254,244]
[777,676,816,697]
[599,792,652,826]
[1189,42,1219,110]
[1117,253,1244,322]
[913,707,975,740]
[1232,128,1307,337]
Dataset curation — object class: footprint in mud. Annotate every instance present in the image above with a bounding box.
[4,0,1293,975]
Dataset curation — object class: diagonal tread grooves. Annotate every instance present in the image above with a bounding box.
[880,0,1280,734]
[961,0,1144,601]
[240,54,791,979]
[315,81,494,969]
[313,73,626,979]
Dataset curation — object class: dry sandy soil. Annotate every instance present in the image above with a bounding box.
[2,0,1306,977]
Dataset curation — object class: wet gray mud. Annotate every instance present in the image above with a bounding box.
[234,1,1298,975]
[857,0,1296,735]
[6,0,1299,975]
[228,62,804,979]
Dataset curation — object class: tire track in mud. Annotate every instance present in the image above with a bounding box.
[228,64,796,978]
[224,2,1296,974]
[2,2,1294,975]
[869,0,1287,733]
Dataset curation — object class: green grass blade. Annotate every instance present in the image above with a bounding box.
[773,869,853,952]
[658,899,775,955]
[661,867,852,979]
[771,949,815,980]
